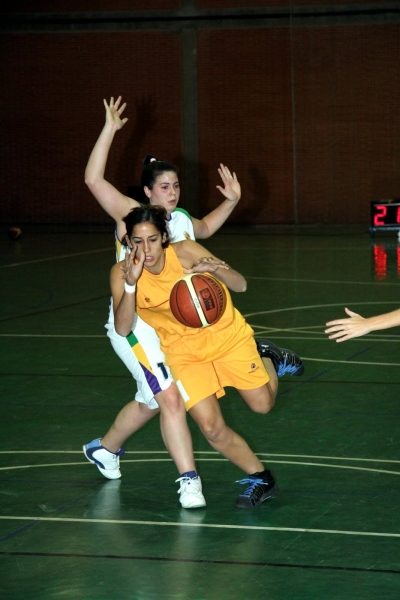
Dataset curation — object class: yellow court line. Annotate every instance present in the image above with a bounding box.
[0,515,399,538]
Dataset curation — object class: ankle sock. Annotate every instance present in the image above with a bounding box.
[180,470,197,479]
[251,469,274,482]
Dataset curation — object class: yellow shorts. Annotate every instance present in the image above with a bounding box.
[170,337,270,411]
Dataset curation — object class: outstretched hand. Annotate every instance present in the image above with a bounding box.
[120,244,145,286]
[325,307,368,342]
[104,96,129,131]
[183,256,229,274]
[216,164,241,203]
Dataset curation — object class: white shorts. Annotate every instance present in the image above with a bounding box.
[105,314,173,409]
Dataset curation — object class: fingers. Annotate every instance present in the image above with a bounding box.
[105,96,128,117]
[218,164,233,182]
[191,258,229,273]
[325,323,344,333]
[325,319,344,327]
[345,307,359,318]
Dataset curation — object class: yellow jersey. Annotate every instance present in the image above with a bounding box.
[136,245,254,366]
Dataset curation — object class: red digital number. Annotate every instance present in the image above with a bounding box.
[373,205,387,226]
[397,206,400,224]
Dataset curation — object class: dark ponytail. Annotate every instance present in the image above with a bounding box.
[141,155,179,190]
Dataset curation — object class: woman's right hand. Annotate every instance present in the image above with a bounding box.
[120,244,145,286]
[103,96,129,131]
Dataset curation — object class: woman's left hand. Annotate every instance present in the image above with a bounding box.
[183,256,229,274]
[216,164,241,203]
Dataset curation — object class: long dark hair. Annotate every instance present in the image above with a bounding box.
[123,206,170,248]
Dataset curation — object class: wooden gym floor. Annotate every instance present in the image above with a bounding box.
[0,224,399,599]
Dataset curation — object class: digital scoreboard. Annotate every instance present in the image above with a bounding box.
[370,199,400,233]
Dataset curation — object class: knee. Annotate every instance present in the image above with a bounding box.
[197,415,226,444]
[250,393,275,415]
[158,386,185,415]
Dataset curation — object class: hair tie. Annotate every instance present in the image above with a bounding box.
[150,157,157,163]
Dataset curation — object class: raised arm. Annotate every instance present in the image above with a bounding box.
[192,164,241,239]
[84,96,139,233]
[325,307,400,342]
[175,240,247,293]
[111,244,145,337]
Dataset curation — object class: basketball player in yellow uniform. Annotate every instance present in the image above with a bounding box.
[111,205,284,508]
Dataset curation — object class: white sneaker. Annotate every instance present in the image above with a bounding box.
[176,476,206,508]
[83,438,124,480]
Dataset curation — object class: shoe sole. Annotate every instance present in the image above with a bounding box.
[181,500,207,509]
[293,365,304,376]
[235,484,279,509]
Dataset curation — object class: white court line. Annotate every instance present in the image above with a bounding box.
[2,451,400,464]
[0,334,105,338]
[1,458,399,476]
[245,276,400,287]
[256,325,400,337]
[1,331,399,345]
[302,357,400,366]
[243,301,400,318]
[0,515,398,538]
[0,247,112,269]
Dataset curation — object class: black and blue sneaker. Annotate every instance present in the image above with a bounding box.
[235,470,279,508]
[256,338,304,377]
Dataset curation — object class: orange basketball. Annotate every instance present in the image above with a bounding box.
[170,274,226,328]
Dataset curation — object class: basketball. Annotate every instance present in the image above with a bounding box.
[170,273,226,328]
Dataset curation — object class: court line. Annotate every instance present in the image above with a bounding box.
[243,301,400,317]
[0,247,113,269]
[0,332,398,344]
[245,276,400,287]
[0,515,399,538]
[1,331,399,345]
[0,334,105,338]
[1,450,399,463]
[1,459,399,476]
[252,331,400,342]
[300,357,400,366]
[257,326,400,339]
[0,551,398,574]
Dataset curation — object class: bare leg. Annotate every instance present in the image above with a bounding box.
[101,400,159,454]
[237,373,277,415]
[155,382,196,475]
[189,395,264,474]
[262,357,278,397]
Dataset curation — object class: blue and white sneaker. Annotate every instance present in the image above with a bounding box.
[83,438,124,480]
[235,472,279,508]
[256,338,304,377]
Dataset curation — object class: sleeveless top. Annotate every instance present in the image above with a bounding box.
[135,245,254,366]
